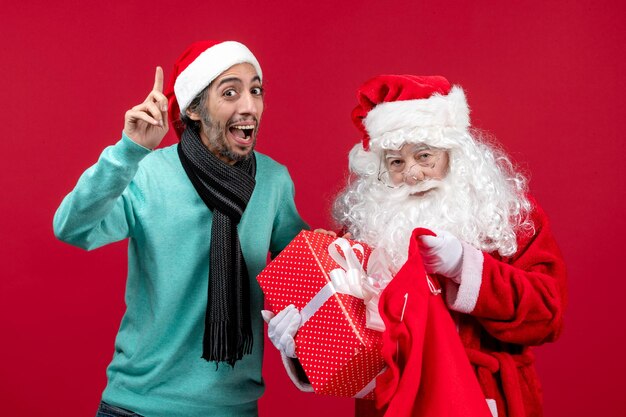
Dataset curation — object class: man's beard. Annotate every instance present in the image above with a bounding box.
[200,111,257,163]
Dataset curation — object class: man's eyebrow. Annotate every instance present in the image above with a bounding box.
[216,77,243,88]
[216,75,262,88]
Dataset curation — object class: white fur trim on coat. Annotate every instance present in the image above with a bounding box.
[446,241,483,313]
[174,41,262,113]
[364,86,469,149]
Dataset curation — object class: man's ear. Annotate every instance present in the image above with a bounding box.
[186,108,201,121]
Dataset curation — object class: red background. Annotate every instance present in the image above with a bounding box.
[1,1,624,416]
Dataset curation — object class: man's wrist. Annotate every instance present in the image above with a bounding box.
[113,132,152,168]
[122,131,153,152]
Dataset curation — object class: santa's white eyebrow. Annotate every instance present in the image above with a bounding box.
[385,145,432,159]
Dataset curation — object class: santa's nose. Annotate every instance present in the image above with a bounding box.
[403,165,425,185]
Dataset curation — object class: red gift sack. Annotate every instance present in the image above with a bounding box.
[357,228,492,417]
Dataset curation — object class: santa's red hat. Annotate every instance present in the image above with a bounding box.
[351,75,470,151]
[165,40,263,138]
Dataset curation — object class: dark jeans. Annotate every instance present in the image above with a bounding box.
[95,401,144,417]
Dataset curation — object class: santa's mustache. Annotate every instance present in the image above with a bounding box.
[386,179,445,200]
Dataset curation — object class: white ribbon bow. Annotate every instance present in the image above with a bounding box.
[328,238,368,299]
[300,238,387,332]
[327,238,387,331]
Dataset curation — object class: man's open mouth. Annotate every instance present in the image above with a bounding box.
[229,124,255,142]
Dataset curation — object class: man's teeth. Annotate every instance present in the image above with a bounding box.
[230,125,254,140]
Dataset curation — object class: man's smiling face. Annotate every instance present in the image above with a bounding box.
[187,62,264,164]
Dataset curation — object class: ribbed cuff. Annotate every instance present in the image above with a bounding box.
[121,131,153,156]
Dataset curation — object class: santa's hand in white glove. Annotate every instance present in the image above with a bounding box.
[261,304,302,358]
[418,230,464,284]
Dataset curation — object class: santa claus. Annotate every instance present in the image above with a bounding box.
[338,75,566,417]
[265,75,566,417]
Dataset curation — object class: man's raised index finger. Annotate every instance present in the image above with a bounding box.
[153,66,164,92]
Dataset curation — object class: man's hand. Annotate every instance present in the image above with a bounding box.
[261,305,301,358]
[313,228,352,239]
[418,230,463,283]
[123,67,169,149]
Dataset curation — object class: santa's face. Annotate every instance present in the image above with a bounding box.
[382,144,449,195]
[334,134,529,267]
[186,63,264,164]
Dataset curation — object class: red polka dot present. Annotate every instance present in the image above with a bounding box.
[257,230,385,399]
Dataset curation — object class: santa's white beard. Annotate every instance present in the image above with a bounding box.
[353,178,473,269]
[336,169,529,271]
[334,136,535,271]
[333,129,535,268]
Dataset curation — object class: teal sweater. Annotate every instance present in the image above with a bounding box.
[53,134,308,417]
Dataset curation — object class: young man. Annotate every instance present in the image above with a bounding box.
[54,40,307,417]
[268,75,566,417]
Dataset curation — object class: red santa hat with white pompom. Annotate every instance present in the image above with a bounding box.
[351,75,470,151]
[165,40,263,139]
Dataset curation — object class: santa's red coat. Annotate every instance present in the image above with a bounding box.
[357,200,567,417]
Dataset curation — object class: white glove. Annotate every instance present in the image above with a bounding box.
[261,305,302,358]
[418,230,464,283]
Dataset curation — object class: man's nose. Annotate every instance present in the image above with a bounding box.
[403,164,425,185]
[238,92,260,116]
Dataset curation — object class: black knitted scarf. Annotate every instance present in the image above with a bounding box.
[177,127,256,367]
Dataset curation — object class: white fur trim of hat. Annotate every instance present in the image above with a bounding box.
[364,86,470,150]
[174,41,262,114]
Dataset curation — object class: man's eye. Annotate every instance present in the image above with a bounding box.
[251,87,263,95]
[417,153,432,160]
[223,89,237,97]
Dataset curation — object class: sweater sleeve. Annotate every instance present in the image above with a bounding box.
[268,167,309,258]
[53,133,151,250]
[446,203,567,346]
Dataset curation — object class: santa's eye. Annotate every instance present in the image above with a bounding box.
[415,149,443,167]
[388,159,405,172]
